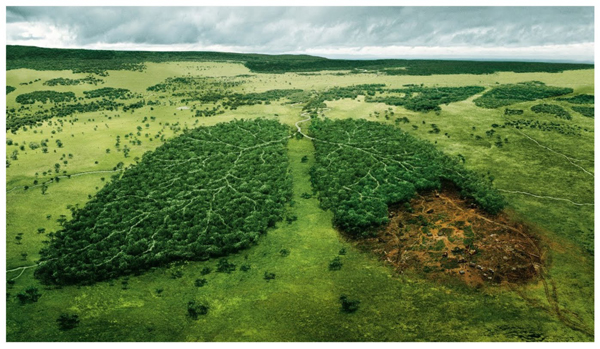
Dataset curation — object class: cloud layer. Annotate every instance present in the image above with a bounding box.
[6,7,595,62]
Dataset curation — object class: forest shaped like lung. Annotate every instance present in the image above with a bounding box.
[308,118,505,236]
[35,119,292,285]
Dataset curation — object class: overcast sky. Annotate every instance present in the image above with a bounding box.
[5,6,595,62]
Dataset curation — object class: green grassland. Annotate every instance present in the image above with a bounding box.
[5,59,594,341]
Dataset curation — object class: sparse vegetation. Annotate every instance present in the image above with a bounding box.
[503,119,585,136]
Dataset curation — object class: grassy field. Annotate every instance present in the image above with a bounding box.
[5,61,594,341]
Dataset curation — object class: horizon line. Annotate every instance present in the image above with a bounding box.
[7,44,595,65]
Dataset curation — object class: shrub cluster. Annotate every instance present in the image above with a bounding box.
[83,87,133,100]
[15,90,76,104]
[557,94,594,105]
[366,86,484,112]
[530,104,572,120]
[572,106,594,118]
[44,76,103,86]
[504,108,524,115]
[503,119,585,136]
[474,82,573,109]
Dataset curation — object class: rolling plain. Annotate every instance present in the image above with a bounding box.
[5,48,594,341]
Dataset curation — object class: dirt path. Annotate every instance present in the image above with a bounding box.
[295,115,313,139]
[497,189,594,206]
[6,169,124,194]
[500,114,594,177]
[515,127,593,176]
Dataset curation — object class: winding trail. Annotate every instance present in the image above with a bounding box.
[295,114,313,139]
[497,189,594,206]
[500,113,594,178]
[492,114,594,206]
[513,128,594,177]
[6,262,47,281]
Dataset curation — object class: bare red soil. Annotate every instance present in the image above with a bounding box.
[358,187,543,287]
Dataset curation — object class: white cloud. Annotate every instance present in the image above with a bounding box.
[298,43,595,62]
[6,21,76,47]
[5,6,595,62]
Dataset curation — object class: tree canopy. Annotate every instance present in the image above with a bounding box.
[35,119,292,285]
[7,45,593,76]
[15,90,76,104]
[366,85,485,112]
[530,104,572,120]
[308,118,505,236]
[474,81,573,109]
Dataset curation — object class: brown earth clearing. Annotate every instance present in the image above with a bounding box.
[356,184,543,288]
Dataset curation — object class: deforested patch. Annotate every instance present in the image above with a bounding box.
[359,186,542,287]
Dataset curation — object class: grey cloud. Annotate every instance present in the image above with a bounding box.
[6,6,594,57]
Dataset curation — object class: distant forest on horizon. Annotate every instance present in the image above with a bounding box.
[6,45,594,76]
